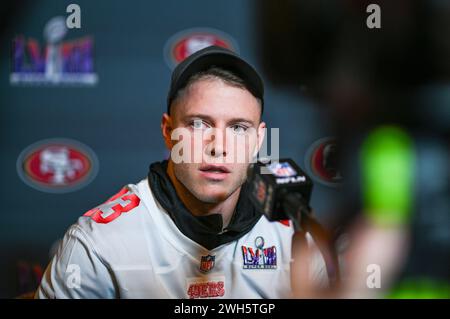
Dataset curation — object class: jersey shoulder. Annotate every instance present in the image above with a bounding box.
[257,214,295,235]
[81,182,144,225]
[73,179,155,263]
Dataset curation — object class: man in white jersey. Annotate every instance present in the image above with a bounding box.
[35,46,326,299]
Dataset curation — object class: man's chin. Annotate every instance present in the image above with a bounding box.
[193,188,231,204]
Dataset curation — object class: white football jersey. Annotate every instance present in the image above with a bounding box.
[35,178,326,299]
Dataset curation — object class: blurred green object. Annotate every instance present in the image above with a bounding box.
[388,278,450,299]
[360,126,416,226]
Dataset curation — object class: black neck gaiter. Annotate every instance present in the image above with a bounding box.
[147,160,262,250]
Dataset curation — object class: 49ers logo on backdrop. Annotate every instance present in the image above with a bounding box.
[304,137,342,187]
[16,138,98,193]
[164,27,239,69]
[84,188,140,224]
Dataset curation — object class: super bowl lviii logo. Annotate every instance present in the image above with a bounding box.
[17,139,99,193]
[164,27,239,69]
[11,16,97,86]
[242,237,277,269]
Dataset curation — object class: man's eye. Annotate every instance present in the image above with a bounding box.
[191,120,208,130]
[231,124,248,134]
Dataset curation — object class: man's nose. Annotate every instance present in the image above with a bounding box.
[204,129,227,158]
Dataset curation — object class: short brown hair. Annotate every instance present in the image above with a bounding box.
[169,66,263,116]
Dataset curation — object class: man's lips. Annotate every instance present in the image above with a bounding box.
[198,164,231,180]
[199,164,231,173]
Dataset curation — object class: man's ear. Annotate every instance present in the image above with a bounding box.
[256,121,266,153]
[161,113,173,150]
[253,121,266,158]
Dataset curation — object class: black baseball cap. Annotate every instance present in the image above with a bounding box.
[167,45,264,114]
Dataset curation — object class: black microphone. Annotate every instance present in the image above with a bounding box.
[247,158,313,229]
[247,158,340,285]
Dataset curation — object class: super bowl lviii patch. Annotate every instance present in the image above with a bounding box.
[242,237,277,269]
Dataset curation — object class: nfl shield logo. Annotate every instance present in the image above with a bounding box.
[200,255,215,273]
[268,162,297,177]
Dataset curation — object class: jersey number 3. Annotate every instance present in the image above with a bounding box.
[84,188,140,224]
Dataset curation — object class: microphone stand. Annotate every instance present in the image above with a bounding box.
[282,191,341,287]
